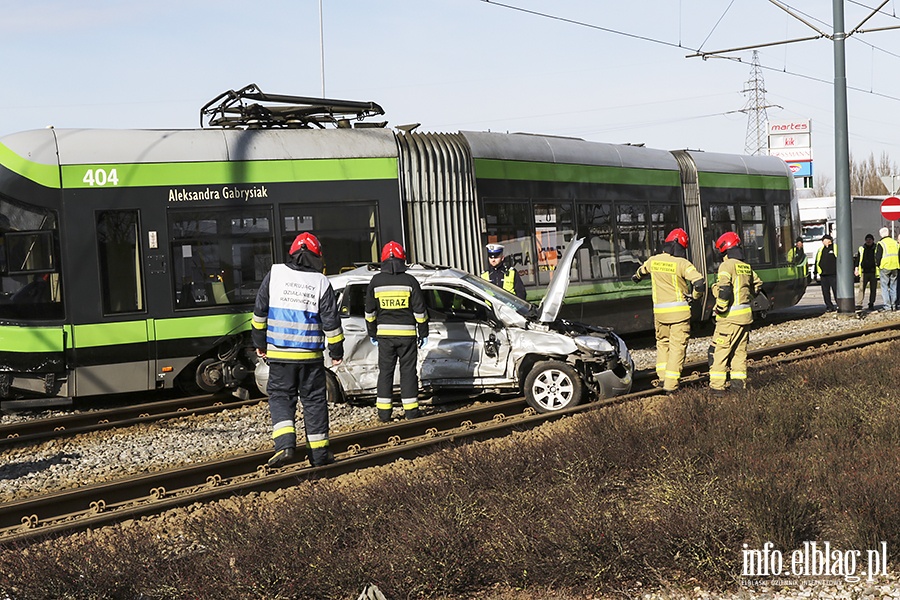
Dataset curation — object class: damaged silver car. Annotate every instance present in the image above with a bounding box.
[256,238,634,413]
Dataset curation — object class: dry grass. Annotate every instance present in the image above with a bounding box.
[1,342,898,599]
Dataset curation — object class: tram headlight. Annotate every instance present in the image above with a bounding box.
[574,335,615,355]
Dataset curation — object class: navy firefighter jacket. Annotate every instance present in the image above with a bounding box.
[364,258,429,339]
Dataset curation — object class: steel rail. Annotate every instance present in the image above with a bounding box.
[3,323,900,545]
[0,394,260,448]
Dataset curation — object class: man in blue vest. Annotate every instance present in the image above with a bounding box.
[252,232,344,468]
[481,243,526,299]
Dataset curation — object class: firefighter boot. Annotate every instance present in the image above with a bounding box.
[309,448,335,467]
[266,447,295,468]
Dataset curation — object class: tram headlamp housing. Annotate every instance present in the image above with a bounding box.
[573,335,615,355]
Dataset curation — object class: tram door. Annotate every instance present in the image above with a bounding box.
[77,209,153,395]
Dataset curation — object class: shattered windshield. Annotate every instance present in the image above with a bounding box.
[459,273,535,317]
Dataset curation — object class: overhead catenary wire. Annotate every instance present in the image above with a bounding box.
[477,0,900,104]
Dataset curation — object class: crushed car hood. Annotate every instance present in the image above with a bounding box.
[538,237,584,323]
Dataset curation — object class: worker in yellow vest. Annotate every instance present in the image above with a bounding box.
[875,227,900,311]
[481,243,526,299]
[708,232,763,395]
[631,228,706,393]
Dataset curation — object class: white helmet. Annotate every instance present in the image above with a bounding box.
[254,359,269,396]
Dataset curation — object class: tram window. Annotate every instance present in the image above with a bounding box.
[740,205,770,265]
[0,198,63,320]
[170,208,273,309]
[4,231,56,274]
[483,201,534,286]
[616,203,650,273]
[707,203,770,267]
[649,204,682,253]
[97,211,144,314]
[534,202,575,286]
[576,203,615,281]
[282,202,379,275]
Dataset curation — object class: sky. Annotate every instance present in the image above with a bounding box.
[2,1,900,189]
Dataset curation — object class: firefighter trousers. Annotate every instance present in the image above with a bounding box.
[654,319,691,392]
[376,336,420,420]
[266,360,331,464]
[708,321,750,391]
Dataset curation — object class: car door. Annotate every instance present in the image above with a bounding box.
[421,285,512,386]
[419,286,478,385]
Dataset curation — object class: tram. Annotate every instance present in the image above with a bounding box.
[0,84,805,405]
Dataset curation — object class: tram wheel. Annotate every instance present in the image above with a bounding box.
[195,358,225,393]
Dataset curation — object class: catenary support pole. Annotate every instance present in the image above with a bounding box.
[833,0,854,313]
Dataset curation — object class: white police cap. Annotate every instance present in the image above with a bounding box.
[486,243,504,256]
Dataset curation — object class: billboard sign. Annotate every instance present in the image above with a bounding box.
[769,147,813,162]
[787,161,813,177]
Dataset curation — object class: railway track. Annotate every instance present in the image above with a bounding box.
[0,393,260,448]
[3,322,900,546]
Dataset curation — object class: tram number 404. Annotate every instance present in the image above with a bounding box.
[82,168,119,186]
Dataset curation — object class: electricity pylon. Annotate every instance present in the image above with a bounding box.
[741,50,776,155]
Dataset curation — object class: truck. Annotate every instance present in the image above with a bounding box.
[798,195,889,280]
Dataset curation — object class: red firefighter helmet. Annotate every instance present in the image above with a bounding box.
[381,240,406,261]
[715,231,741,253]
[289,232,322,257]
[665,228,689,248]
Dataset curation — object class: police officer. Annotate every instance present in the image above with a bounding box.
[708,232,763,395]
[481,243,526,300]
[252,232,344,468]
[631,228,706,393]
[366,241,429,422]
[875,227,899,311]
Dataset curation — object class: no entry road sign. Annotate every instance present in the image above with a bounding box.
[882,196,900,221]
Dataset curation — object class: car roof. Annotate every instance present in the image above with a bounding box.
[328,263,473,290]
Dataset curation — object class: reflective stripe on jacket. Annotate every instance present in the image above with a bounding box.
[365,266,429,339]
[713,258,763,325]
[634,252,706,324]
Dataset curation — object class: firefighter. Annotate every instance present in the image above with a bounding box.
[252,232,344,468]
[631,228,706,393]
[481,243,526,299]
[708,231,763,395]
[365,241,429,422]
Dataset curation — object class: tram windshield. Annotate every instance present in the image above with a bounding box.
[0,197,64,320]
